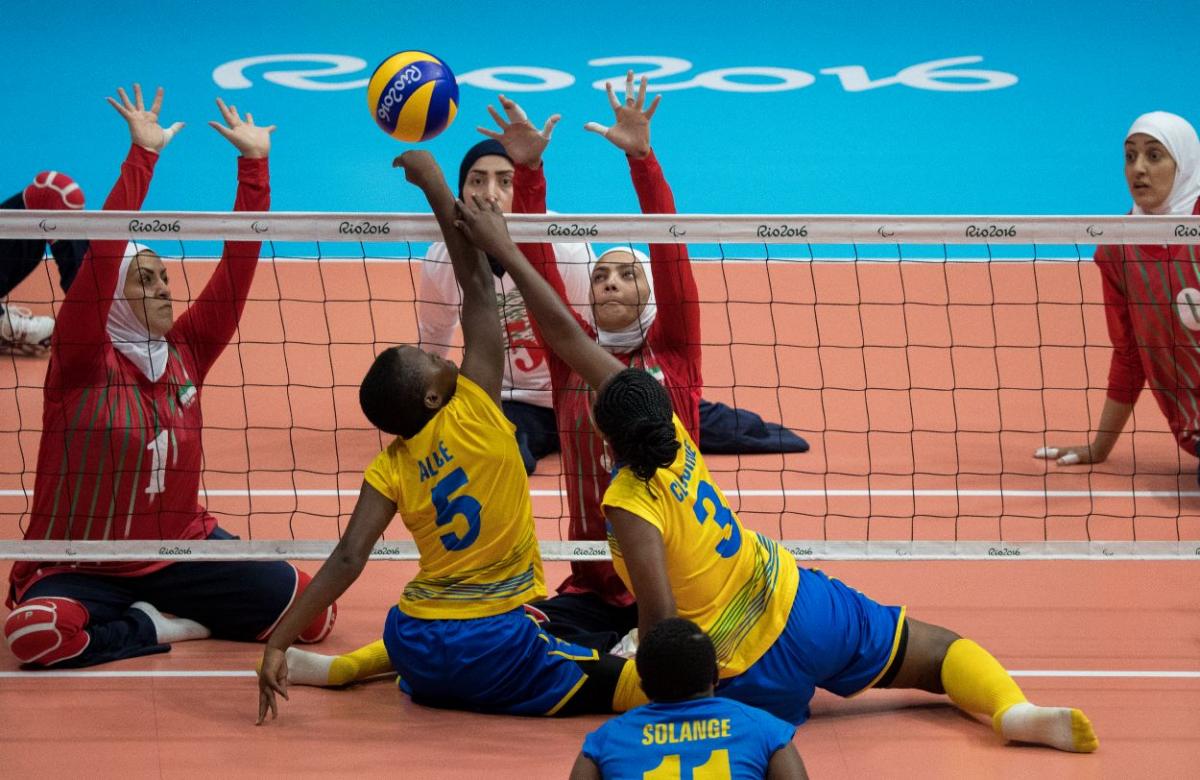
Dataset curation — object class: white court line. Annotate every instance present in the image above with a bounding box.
[3,489,1199,499]
[1,669,1196,680]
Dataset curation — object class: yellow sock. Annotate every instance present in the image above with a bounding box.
[940,638,1028,727]
[329,639,394,686]
[612,659,648,712]
[941,638,1098,752]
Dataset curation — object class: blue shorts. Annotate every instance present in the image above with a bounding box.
[716,567,906,725]
[382,605,598,716]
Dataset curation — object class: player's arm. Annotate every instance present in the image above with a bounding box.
[605,505,676,642]
[256,481,395,725]
[482,95,592,326]
[767,744,809,779]
[587,71,700,356]
[395,151,504,402]
[567,753,602,780]
[172,99,274,378]
[53,84,180,381]
[455,197,624,391]
[1035,250,1138,466]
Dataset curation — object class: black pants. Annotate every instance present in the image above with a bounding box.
[502,400,560,475]
[0,191,89,312]
[533,591,639,653]
[18,528,299,668]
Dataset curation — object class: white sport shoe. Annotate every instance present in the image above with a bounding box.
[0,305,54,355]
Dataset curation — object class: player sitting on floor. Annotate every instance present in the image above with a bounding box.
[570,618,808,780]
[417,138,594,475]
[453,181,1101,754]
[1036,111,1200,481]
[0,171,89,355]
[255,150,643,723]
[2,86,336,669]
[473,74,700,652]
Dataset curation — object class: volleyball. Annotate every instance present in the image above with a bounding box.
[367,51,459,143]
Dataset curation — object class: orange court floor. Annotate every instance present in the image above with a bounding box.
[0,559,1197,779]
[1,258,1199,776]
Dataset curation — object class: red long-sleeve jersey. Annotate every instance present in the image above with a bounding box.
[9,146,269,605]
[1095,197,1200,454]
[514,151,702,606]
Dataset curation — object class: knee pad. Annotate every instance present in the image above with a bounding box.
[4,597,91,666]
[293,570,337,644]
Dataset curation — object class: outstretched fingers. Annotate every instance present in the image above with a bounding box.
[486,103,510,131]
[497,94,528,123]
[605,80,621,112]
[644,94,662,120]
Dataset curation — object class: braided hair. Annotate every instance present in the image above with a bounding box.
[593,368,679,484]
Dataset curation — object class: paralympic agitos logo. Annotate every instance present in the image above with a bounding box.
[250,221,269,234]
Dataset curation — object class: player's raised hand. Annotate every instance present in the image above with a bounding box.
[455,194,515,259]
[584,70,660,159]
[477,95,560,169]
[106,84,185,154]
[392,149,442,190]
[256,645,290,725]
[1033,444,1103,467]
[209,98,274,159]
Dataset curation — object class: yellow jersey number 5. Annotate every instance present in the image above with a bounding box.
[431,467,482,551]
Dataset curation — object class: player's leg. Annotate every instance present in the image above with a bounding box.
[380,604,643,716]
[502,400,560,475]
[142,527,336,645]
[534,590,639,653]
[879,618,1099,753]
[4,573,169,667]
[285,639,394,687]
[1,173,86,354]
[697,398,809,455]
[283,600,579,689]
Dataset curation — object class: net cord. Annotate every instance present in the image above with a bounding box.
[3,210,1200,245]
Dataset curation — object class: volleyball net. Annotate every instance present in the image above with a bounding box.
[2,210,1200,562]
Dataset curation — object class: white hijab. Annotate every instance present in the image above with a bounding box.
[1127,111,1200,216]
[107,241,168,381]
[592,246,657,354]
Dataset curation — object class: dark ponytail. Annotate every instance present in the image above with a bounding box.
[593,368,679,485]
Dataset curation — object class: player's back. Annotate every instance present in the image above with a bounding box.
[582,696,796,780]
[604,415,800,676]
[363,374,545,620]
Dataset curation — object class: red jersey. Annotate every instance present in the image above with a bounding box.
[514,152,702,606]
[9,146,269,604]
[1096,197,1200,453]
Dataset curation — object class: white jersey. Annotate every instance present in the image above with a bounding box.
[418,241,594,408]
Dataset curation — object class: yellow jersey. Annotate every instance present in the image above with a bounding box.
[603,415,799,677]
[364,374,545,619]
